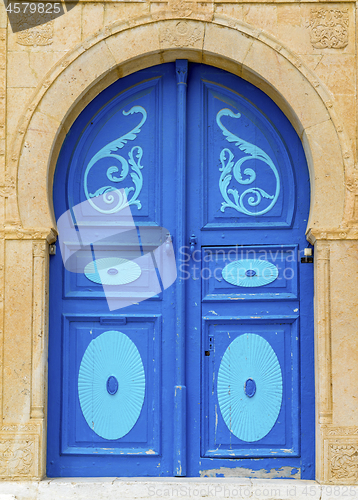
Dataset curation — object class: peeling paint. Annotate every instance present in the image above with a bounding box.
[199,466,301,479]
[145,449,156,455]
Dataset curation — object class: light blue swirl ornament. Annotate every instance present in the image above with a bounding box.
[78,330,145,440]
[216,109,280,215]
[84,106,147,214]
[217,333,282,442]
[222,259,278,287]
[84,257,142,286]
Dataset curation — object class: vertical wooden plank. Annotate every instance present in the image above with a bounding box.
[174,59,188,477]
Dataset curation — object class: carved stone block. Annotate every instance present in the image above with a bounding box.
[322,427,358,482]
[160,21,203,48]
[309,8,348,49]
[329,444,358,482]
[0,438,35,478]
[16,18,54,47]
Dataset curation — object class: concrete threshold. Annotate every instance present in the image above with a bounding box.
[0,478,356,500]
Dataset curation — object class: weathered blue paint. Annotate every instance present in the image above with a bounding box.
[217,333,283,442]
[187,63,313,477]
[48,62,314,478]
[174,385,187,476]
[174,60,188,477]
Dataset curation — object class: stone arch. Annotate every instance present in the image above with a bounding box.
[12,14,348,233]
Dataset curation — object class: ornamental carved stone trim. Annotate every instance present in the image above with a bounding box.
[168,0,193,18]
[0,175,15,198]
[0,439,35,477]
[329,445,358,482]
[325,427,358,436]
[16,17,54,46]
[309,8,348,49]
[159,21,203,47]
[2,227,57,242]
[0,424,40,432]
[322,427,358,482]
[307,227,358,243]
[32,241,47,259]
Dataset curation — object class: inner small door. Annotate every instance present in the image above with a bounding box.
[47,61,314,478]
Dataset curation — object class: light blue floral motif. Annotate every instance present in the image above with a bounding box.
[84,106,147,214]
[216,109,280,216]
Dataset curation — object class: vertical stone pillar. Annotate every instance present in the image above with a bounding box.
[309,229,358,483]
[312,236,333,482]
[29,240,49,478]
[0,233,52,480]
[31,241,48,421]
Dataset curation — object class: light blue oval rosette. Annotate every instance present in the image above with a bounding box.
[78,330,145,440]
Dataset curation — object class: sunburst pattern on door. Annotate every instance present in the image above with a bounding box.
[217,333,283,442]
[78,330,145,440]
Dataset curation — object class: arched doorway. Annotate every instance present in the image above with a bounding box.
[47,61,314,478]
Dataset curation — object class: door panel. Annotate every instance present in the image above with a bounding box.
[65,244,163,301]
[68,77,164,225]
[200,245,300,459]
[48,62,314,479]
[48,64,177,477]
[62,315,161,457]
[202,317,299,458]
[201,245,298,301]
[186,64,313,478]
[198,76,295,230]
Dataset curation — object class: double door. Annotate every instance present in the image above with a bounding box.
[47,61,314,478]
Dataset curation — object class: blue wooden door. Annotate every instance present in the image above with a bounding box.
[185,64,314,478]
[48,62,314,478]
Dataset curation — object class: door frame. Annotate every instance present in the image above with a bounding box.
[9,16,349,482]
